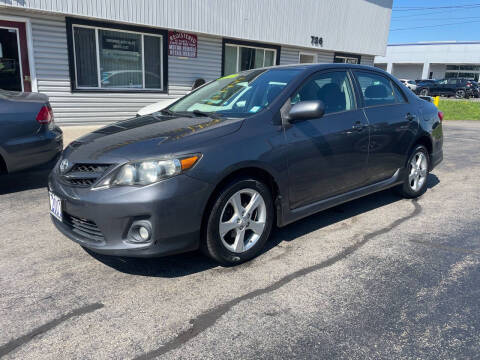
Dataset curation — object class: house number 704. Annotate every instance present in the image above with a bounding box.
[311,36,323,47]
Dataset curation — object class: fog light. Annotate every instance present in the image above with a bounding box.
[139,226,150,241]
[127,220,153,243]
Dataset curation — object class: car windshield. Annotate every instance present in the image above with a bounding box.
[168,68,301,117]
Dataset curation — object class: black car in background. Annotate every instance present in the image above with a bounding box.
[468,80,479,98]
[0,90,63,174]
[416,78,475,99]
[415,79,436,86]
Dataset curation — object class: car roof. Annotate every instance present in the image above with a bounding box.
[268,63,382,72]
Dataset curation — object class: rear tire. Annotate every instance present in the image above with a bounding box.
[396,145,430,199]
[420,88,429,96]
[202,177,274,265]
[455,89,466,99]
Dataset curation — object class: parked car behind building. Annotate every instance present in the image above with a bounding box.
[0,90,63,174]
[416,78,475,99]
[399,79,417,92]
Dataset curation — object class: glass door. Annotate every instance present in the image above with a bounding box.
[0,20,31,92]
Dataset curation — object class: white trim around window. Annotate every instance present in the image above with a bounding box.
[66,18,168,93]
[72,24,164,91]
[224,43,277,73]
[299,51,317,64]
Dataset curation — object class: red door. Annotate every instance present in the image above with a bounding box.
[0,20,31,92]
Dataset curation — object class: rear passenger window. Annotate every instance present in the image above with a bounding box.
[355,72,396,107]
[291,71,355,115]
[393,83,407,103]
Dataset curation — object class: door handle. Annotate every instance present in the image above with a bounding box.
[406,113,416,121]
[352,121,365,131]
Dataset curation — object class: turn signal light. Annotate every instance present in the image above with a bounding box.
[180,155,200,170]
[36,104,54,124]
[438,111,444,122]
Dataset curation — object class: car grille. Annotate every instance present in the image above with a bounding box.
[63,212,104,242]
[62,163,113,187]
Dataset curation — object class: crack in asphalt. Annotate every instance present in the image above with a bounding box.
[0,303,104,358]
[134,200,422,360]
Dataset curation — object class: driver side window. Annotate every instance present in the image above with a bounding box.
[291,71,355,115]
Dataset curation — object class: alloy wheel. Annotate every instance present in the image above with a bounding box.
[455,90,466,99]
[408,152,428,192]
[219,189,267,253]
[420,89,429,96]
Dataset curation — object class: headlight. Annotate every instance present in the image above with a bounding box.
[94,155,200,188]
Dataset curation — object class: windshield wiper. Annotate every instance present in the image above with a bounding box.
[192,109,211,117]
[160,108,176,116]
[192,110,223,118]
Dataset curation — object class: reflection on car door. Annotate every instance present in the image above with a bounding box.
[445,79,458,96]
[435,80,449,95]
[353,70,418,184]
[284,70,370,209]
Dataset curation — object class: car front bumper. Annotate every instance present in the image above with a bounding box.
[48,172,213,257]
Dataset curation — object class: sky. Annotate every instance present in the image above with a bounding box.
[388,0,480,43]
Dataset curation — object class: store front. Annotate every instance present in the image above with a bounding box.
[445,65,480,81]
[0,0,390,124]
[376,41,480,82]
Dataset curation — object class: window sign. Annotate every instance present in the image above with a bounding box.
[102,33,139,52]
[168,31,197,58]
[71,23,164,91]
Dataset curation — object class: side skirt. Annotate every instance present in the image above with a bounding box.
[278,169,404,227]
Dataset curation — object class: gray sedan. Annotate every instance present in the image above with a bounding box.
[0,90,63,174]
[49,64,442,266]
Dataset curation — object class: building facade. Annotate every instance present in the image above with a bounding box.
[0,0,392,124]
[375,41,480,82]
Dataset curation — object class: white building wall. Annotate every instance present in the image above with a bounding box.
[1,4,388,125]
[280,47,301,65]
[391,64,423,80]
[429,64,446,80]
[376,42,480,65]
[1,0,393,56]
[280,48,334,65]
[361,55,375,67]
[375,42,480,80]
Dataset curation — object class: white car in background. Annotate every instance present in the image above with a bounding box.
[136,98,179,116]
[399,79,417,92]
[136,78,207,116]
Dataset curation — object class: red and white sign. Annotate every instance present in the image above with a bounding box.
[168,31,197,58]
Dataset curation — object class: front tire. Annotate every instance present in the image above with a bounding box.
[203,177,274,265]
[396,145,430,199]
[420,88,429,96]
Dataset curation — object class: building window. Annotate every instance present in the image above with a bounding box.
[299,52,317,64]
[67,18,167,92]
[334,52,361,64]
[222,39,280,76]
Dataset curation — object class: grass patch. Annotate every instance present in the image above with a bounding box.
[437,99,480,120]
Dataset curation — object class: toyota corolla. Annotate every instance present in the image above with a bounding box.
[49,64,443,265]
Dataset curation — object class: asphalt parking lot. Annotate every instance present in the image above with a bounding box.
[0,121,479,359]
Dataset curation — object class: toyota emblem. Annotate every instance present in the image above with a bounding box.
[59,159,70,173]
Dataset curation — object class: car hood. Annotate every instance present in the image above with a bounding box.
[63,114,244,163]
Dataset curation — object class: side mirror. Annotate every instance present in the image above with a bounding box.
[288,100,325,122]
